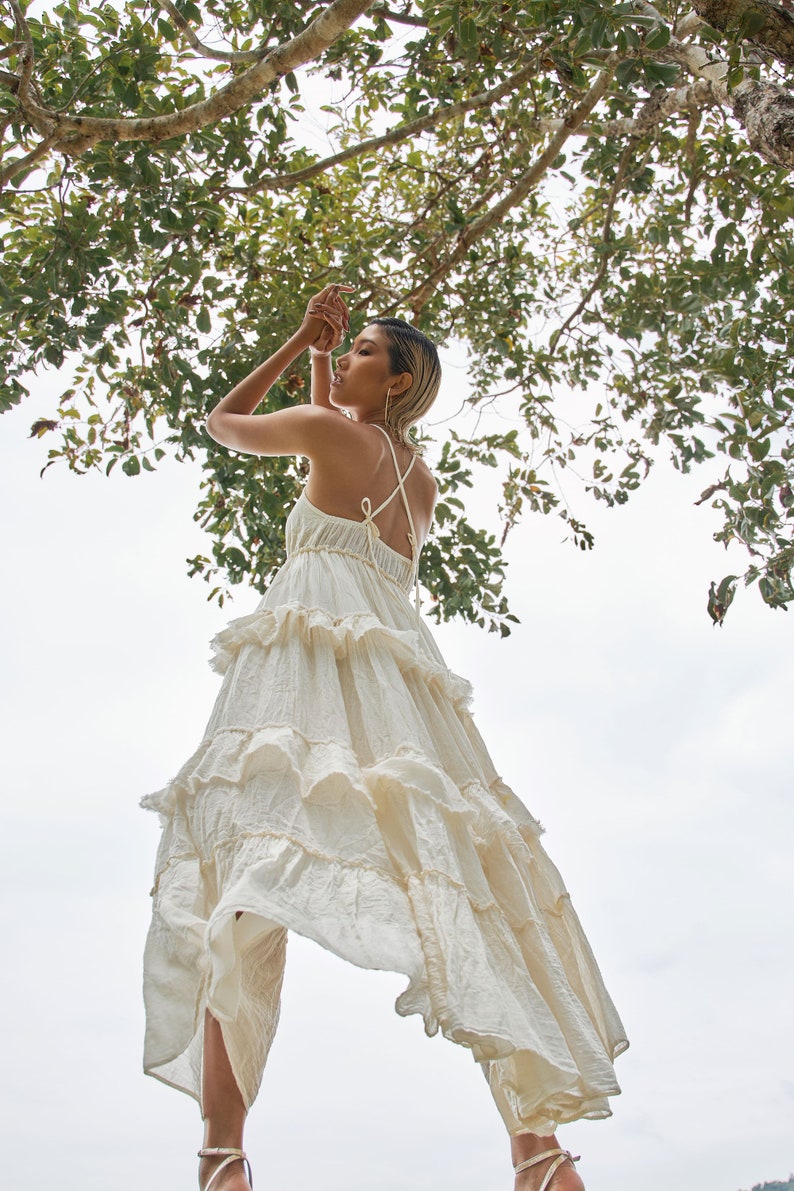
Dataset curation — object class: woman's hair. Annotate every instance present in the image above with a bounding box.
[369,317,441,451]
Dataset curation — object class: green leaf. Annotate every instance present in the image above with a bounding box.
[643,60,680,87]
[459,17,478,51]
[738,9,768,38]
[644,24,671,51]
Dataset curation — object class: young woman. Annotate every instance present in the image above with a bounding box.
[141,284,627,1191]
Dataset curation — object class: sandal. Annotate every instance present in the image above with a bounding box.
[514,1148,580,1191]
[198,1146,253,1191]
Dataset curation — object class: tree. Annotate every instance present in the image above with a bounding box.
[2,0,793,631]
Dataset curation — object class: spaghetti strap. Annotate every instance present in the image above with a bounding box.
[360,425,422,613]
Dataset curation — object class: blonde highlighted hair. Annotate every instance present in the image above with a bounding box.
[370,318,441,451]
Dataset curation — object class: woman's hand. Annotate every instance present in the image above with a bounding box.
[301,283,354,354]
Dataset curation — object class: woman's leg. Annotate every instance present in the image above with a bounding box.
[199,1010,252,1191]
[511,1133,585,1191]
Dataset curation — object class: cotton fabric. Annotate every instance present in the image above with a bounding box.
[142,480,627,1135]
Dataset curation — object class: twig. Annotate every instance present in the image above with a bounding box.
[370,3,428,27]
[156,0,270,64]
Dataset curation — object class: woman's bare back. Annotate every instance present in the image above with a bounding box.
[304,420,437,561]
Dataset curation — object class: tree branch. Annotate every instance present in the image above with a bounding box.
[0,40,24,61]
[387,65,616,315]
[573,77,717,137]
[11,0,377,153]
[675,11,705,39]
[370,2,429,26]
[637,1,794,169]
[690,0,794,68]
[156,0,270,64]
[0,129,59,190]
[226,61,541,194]
[8,0,33,102]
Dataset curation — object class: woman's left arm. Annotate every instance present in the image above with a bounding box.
[206,284,352,449]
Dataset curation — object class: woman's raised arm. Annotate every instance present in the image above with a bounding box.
[205,284,353,454]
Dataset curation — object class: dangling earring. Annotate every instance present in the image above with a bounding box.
[384,385,393,429]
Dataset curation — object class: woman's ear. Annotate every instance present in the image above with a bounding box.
[393,371,413,396]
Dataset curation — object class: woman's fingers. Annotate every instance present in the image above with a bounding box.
[304,284,353,352]
[310,302,343,326]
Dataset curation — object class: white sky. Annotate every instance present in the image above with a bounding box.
[2,24,793,1191]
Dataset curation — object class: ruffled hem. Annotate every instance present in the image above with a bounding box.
[143,815,627,1130]
[208,602,473,710]
[142,722,488,822]
[143,727,627,1130]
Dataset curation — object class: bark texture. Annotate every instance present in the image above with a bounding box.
[664,25,794,169]
[690,0,794,67]
[734,78,794,167]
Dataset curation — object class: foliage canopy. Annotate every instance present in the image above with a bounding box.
[2,0,794,629]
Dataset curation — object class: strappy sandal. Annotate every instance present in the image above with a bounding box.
[514,1148,580,1191]
[198,1146,253,1191]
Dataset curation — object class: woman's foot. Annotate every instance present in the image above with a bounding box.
[511,1134,584,1191]
[198,1149,252,1191]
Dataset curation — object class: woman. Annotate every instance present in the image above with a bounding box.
[142,284,628,1191]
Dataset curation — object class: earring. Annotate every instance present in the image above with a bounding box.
[384,385,392,427]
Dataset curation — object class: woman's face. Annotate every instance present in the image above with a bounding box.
[330,325,408,419]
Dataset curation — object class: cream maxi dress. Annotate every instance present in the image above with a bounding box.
[142,427,628,1136]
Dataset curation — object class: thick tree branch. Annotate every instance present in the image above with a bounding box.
[227,61,541,194]
[690,0,794,68]
[638,1,794,168]
[389,65,616,315]
[732,79,794,166]
[580,77,717,137]
[11,0,376,153]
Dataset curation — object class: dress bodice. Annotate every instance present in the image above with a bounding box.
[286,491,417,596]
[285,428,423,606]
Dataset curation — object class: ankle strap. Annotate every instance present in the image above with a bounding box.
[514,1148,578,1191]
[198,1148,252,1190]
